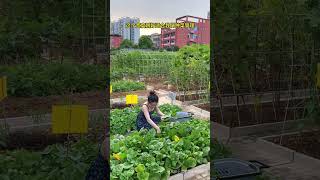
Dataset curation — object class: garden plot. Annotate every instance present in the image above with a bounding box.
[0,63,107,118]
[194,103,210,112]
[110,104,221,179]
[110,46,210,109]
[266,130,320,160]
[212,98,310,138]
[0,111,106,179]
[0,91,106,118]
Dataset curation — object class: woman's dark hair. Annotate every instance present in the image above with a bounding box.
[148,90,159,103]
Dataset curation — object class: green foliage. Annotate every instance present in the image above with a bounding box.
[0,138,98,180]
[0,63,107,97]
[111,106,141,135]
[111,80,145,92]
[0,0,105,63]
[111,50,175,80]
[169,44,209,91]
[213,0,319,92]
[110,104,182,135]
[120,40,134,49]
[138,36,153,49]
[156,104,182,117]
[110,119,214,179]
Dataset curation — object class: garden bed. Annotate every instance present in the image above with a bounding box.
[176,94,208,102]
[110,120,211,179]
[0,91,106,118]
[195,103,210,112]
[111,90,149,99]
[0,138,100,179]
[110,104,182,135]
[266,130,320,160]
[212,100,304,127]
[0,132,74,151]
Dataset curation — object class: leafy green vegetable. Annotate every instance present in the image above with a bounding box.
[0,138,98,179]
[110,119,216,179]
[111,80,145,92]
[110,104,182,135]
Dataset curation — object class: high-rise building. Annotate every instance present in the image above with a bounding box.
[207,11,210,19]
[161,15,210,48]
[111,17,140,44]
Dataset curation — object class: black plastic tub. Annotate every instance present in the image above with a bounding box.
[212,158,269,180]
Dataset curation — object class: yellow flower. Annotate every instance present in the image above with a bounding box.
[113,153,121,160]
[174,135,180,142]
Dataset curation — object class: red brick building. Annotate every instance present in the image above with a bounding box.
[161,15,210,48]
[110,34,122,49]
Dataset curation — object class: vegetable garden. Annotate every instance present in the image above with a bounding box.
[212,0,320,179]
[110,104,220,179]
[0,0,110,179]
[110,45,210,105]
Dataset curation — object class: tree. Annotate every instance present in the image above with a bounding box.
[138,35,153,49]
[120,39,134,49]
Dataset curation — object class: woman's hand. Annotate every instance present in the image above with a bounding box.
[155,126,161,134]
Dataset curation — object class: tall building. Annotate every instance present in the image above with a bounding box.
[149,33,161,48]
[161,15,210,48]
[111,17,140,44]
[207,11,210,19]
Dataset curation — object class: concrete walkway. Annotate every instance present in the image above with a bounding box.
[222,136,320,180]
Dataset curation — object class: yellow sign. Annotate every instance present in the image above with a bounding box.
[317,63,320,88]
[126,94,138,105]
[0,77,7,101]
[52,105,88,134]
[110,85,112,93]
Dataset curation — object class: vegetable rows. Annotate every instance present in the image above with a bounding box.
[110,120,210,180]
[110,104,182,135]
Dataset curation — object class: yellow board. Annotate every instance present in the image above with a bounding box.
[52,105,88,134]
[110,85,112,93]
[126,94,138,105]
[0,77,7,101]
[317,63,320,88]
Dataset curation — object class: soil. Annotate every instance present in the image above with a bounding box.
[111,103,140,109]
[195,103,210,112]
[212,99,305,127]
[111,90,148,99]
[267,131,320,160]
[144,78,176,91]
[0,80,173,118]
[0,124,106,151]
[0,91,107,118]
[176,94,208,101]
[2,132,72,151]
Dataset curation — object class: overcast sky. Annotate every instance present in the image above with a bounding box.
[111,0,210,36]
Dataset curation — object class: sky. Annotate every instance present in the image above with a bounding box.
[111,0,210,36]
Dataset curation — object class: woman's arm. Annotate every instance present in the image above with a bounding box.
[100,137,109,161]
[142,106,160,130]
[156,106,165,117]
